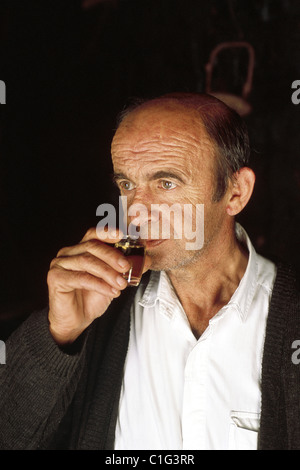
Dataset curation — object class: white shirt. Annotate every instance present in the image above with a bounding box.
[114,224,277,450]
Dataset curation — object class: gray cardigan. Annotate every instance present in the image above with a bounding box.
[0,263,299,450]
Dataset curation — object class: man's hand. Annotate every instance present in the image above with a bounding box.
[47,228,132,346]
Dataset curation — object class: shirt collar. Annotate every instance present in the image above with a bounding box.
[138,269,171,304]
[139,223,259,322]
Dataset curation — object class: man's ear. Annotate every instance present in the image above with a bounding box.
[226,167,255,216]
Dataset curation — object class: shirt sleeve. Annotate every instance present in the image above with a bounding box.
[0,307,87,449]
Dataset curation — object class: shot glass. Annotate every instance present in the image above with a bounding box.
[114,235,146,286]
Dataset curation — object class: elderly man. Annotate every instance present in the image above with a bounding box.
[0,93,299,450]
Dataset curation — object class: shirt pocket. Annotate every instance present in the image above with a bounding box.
[228,411,260,450]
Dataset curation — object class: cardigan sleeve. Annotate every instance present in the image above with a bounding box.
[0,307,87,450]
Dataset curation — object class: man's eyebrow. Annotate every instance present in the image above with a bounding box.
[148,170,186,183]
[112,172,129,183]
[112,170,186,184]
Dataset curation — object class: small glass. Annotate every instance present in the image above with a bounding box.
[114,236,146,286]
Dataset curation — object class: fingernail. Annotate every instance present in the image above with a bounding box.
[116,275,127,287]
[118,258,129,269]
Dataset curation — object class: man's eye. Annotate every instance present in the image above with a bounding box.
[161,180,176,190]
[119,180,134,191]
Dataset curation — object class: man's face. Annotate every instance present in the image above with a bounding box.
[111,102,229,273]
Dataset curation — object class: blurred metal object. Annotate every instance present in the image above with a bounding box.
[205,42,255,116]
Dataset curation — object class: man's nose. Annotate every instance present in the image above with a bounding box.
[128,201,152,229]
[127,191,159,233]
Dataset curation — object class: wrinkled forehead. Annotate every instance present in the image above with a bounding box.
[111,101,210,150]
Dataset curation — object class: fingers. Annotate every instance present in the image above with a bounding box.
[50,252,129,294]
[56,240,130,273]
[57,227,130,273]
[81,226,124,244]
[47,264,122,298]
[47,227,132,345]
[48,227,131,297]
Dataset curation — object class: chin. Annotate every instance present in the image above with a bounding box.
[146,250,181,272]
[149,244,204,273]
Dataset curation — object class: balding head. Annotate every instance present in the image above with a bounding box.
[116,92,250,202]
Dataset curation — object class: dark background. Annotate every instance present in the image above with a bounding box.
[0,0,299,335]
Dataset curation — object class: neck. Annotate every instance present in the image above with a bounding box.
[167,225,249,338]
